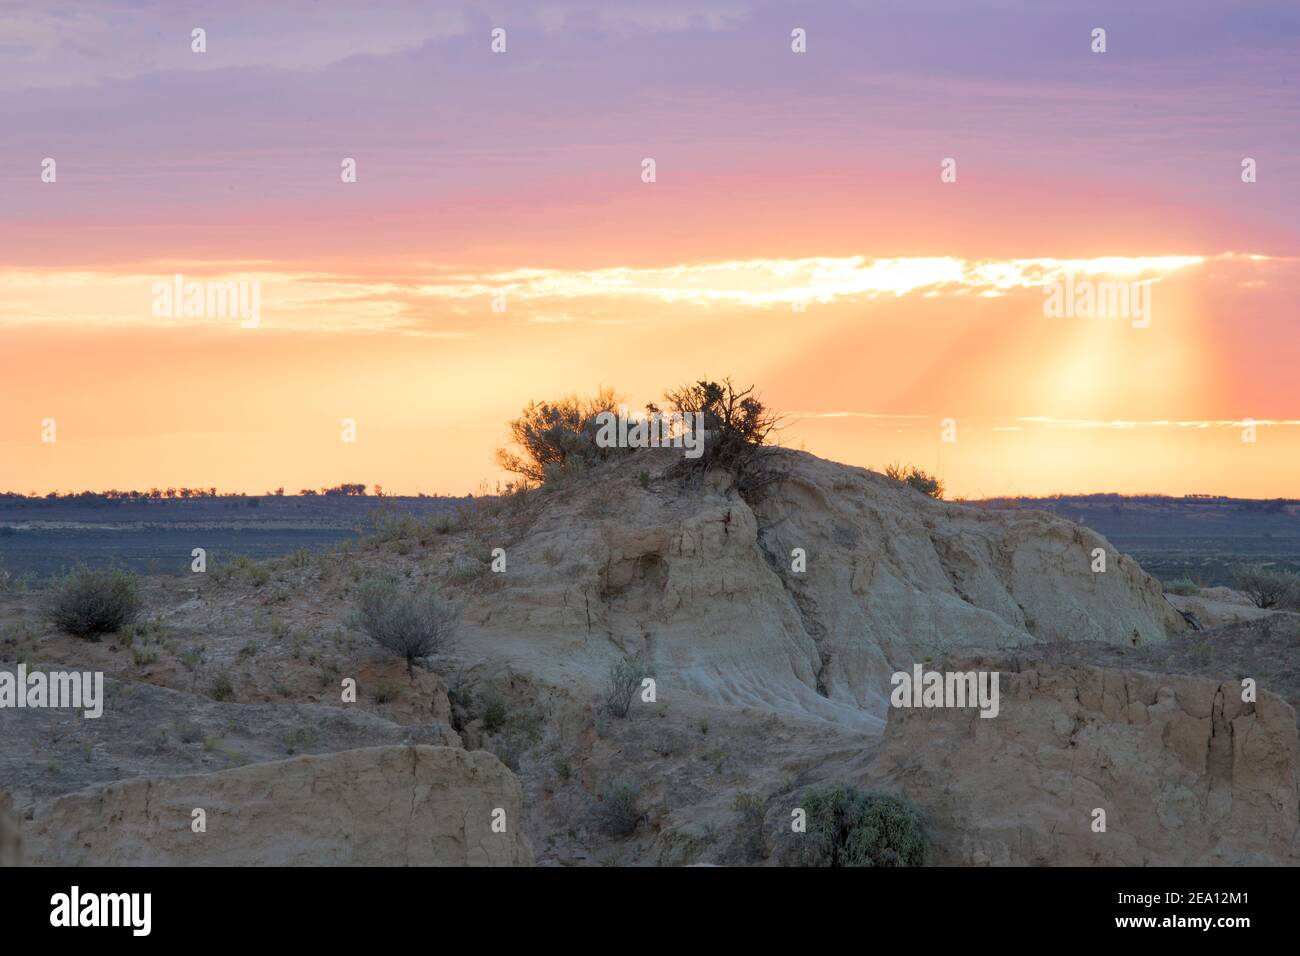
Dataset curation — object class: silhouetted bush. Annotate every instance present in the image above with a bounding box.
[496,379,782,496]
[657,378,782,495]
[42,564,143,639]
[799,786,928,867]
[354,576,457,679]
[496,387,629,484]
[883,462,945,499]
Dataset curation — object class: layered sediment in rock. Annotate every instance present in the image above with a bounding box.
[867,660,1300,865]
[18,746,532,866]
[461,449,1183,731]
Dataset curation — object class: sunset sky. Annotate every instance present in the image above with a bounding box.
[2,0,1297,498]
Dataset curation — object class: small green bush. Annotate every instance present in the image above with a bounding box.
[354,576,457,679]
[282,726,318,755]
[800,786,928,867]
[42,564,143,639]
[175,721,203,744]
[594,781,642,836]
[480,693,509,734]
[733,791,767,860]
[448,554,486,585]
[209,672,235,702]
[603,656,651,718]
[1163,578,1200,596]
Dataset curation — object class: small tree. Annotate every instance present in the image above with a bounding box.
[604,655,651,718]
[354,576,457,679]
[1234,564,1298,609]
[43,564,142,639]
[657,377,782,493]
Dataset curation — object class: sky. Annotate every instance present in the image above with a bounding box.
[1,0,1298,498]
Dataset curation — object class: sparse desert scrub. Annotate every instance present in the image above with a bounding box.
[41,564,143,639]
[369,507,463,551]
[798,786,928,867]
[593,781,643,836]
[210,554,272,588]
[179,645,206,671]
[448,553,487,585]
[1163,578,1200,596]
[491,706,544,772]
[209,671,236,702]
[281,726,319,755]
[175,721,203,745]
[657,378,783,495]
[479,692,509,734]
[733,791,767,860]
[603,655,651,718]
[286,547,315,569]
[370,509,423,544]
[353,575,457,679]
[1234,564,1299,609]
[496,386,630,485]
[882,462,945,499]
[494,378,781,496]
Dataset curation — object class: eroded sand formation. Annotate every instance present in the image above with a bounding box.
[2,449,1295,865]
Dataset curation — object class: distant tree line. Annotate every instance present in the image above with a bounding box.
[0,483,379,501]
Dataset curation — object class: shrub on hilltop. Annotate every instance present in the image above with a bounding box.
[882,461,945,499]
[495,386,630,484]
[655,377,783,494]
[496,377,782,497]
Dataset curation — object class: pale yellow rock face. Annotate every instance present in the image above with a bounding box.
[20,746,533,866]
[458,448,1185,733]
[869,661,1300,865]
